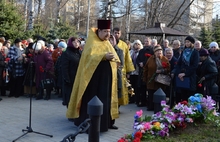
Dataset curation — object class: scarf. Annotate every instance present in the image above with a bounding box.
[182,48,194,66]
[155,57,163,70]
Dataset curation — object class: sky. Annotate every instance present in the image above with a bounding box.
[213,0,220,18]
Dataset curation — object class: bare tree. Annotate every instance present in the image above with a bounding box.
[10,0,214,40]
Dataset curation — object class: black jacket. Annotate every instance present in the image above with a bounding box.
[197,56,218,95]
[136,46,154,86]
[61,47,82,106]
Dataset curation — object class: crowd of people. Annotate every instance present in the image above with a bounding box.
[130,35,219,111]
[0,19,220,133]
[0,37,84,102]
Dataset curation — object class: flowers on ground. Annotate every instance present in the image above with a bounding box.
[118,94,219,142]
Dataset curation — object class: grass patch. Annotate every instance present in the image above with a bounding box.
[142,122,220,142]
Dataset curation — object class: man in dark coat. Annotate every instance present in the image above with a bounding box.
[197,48,218,96]
[172,40,182,59]
[136,37,154,107]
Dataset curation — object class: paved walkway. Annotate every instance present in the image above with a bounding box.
[0,93,153,142]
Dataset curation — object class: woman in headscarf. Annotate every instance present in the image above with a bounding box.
[143,45,170,111]
[61,37,82,107]
[208,41,220,64]
[171,36,199,103]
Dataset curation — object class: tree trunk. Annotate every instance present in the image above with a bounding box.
[24,0,28,30]
[125,0,131,40]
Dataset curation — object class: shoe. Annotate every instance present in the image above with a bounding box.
[0,98,2,101]
[8,94,14,97]
[147,108,154,111]
[68,118,74,122]
[109,125,118,130]
[44,96,50,100]
[129,100,135,104]
[36,96,43,100]
[14,96,20,98]
[137,103,146,107]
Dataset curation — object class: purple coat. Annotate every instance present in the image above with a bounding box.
[34,49,54,88]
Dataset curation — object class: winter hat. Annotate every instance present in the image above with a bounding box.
[185,36,195,44]
[58,42,67,48]
[153,45,163,53]
[27,43,34,49]
[14,38,22,44]
[22,40,28,46]
[199,48,209,56]
[209,42,219,49]
[32,40,45,51]
[54,38,59,43]
[47,44,54,49]
[133,40,143,49]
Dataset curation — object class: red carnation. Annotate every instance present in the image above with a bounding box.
[5,58,10,62]
[162,62,168,68]
[145,53,151,57]
[39,66,44,72]
[134,131,142,139]
[118,139,125,142]
[198,83,202,88]
[28,53,33,57]
[132,138,141,142]
[181,122,187,129]
[180,101,188,105]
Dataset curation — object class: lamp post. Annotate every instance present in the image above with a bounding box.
[126,0,131,40]
[27,0,34,30]
[86,0,90,38]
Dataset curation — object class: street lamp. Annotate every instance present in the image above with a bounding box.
[86,0,90,38]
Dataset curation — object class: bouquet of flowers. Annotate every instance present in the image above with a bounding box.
[118,94,219,142]
[145,53,151,57]
[148,61,169,84]
[39,66,44,72]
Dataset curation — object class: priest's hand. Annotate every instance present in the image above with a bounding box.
[105,52,115,60]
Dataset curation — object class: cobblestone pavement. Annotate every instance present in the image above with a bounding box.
[0,93,153,142]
